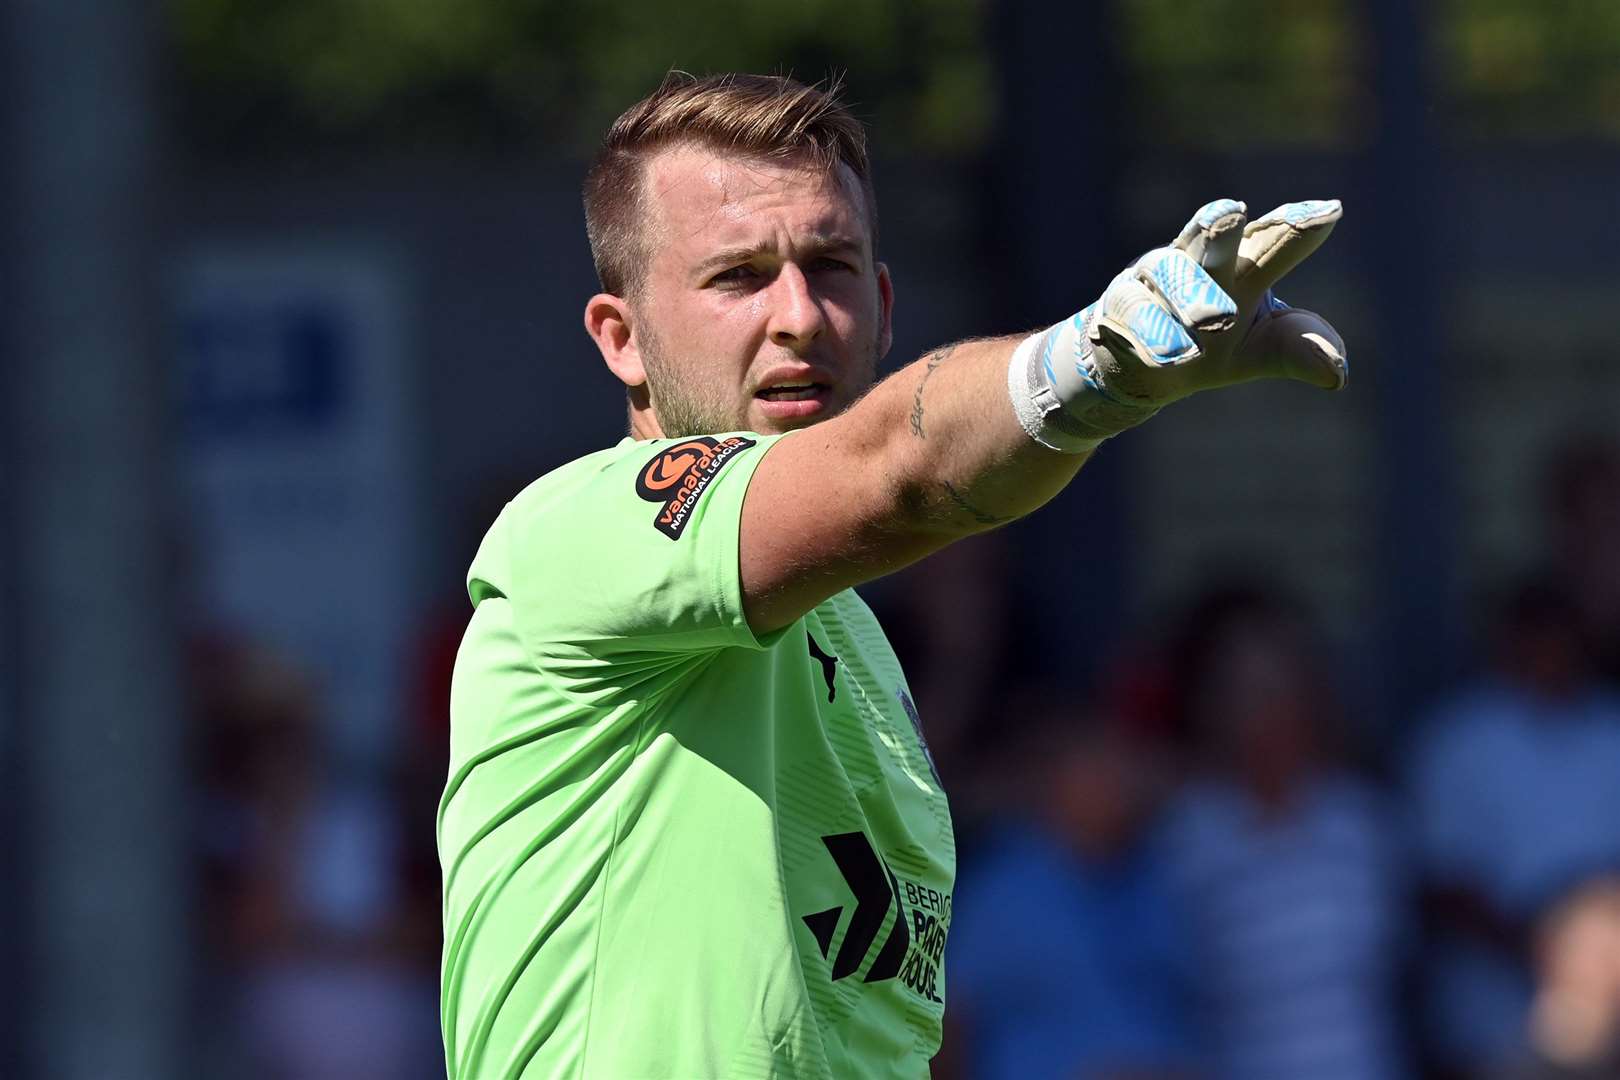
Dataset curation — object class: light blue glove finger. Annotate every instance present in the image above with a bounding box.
[1174,198,1247,285]
[1260,199,1341,226]
[1096,273,1200,366]
[1134,248,1238,337]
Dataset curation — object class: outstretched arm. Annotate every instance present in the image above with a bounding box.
[740,334,1085,632]
[741,199,1349,633]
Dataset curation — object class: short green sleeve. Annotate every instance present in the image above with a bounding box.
[468,431,791,660]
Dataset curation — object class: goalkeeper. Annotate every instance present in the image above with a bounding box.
[439,70,1348,1079]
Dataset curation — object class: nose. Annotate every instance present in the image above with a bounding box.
[766,263,825,352]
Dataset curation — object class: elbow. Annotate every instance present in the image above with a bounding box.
[890,471,1011,540]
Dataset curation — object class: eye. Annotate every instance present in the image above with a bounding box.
[709,264,761,286]
[808,256,857,274]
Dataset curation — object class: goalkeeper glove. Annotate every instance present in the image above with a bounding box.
[1007,198,1348,452]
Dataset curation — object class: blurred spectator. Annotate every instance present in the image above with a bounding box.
[1543,437,1620,685]
[943,696,1196,1080]
[1410,579,1620,1076]
[1162,586,1406,1080]
[192,637,440,1079]
[1509,876,1620,1078]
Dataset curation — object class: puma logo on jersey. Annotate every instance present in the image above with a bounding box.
[807,635,839,702]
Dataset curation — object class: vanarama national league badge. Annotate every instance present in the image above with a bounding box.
[635,436,756,540]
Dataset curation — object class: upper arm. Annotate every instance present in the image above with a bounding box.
[491,437,792,661]
[739,417,948,634]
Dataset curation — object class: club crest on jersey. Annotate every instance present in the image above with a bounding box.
[635,436,756,540]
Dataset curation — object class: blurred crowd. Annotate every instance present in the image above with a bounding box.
[932,434,1620,1080]
[183,434,1620,1080]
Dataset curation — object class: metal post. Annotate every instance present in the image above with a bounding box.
[4,1,188,1076]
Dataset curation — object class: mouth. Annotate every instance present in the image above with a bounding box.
[756,381,827,402]
[754,381,832,421]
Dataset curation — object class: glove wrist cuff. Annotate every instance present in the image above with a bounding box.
[1005,325,1157,454]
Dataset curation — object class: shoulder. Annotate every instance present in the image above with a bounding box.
[466,434,793,655]
[464,443,631,597]
[504,439,659,522]
[1585,688,1620,723]
[490,434,781,553]
[1409,679,1526,775]
[1312,773,1398,840]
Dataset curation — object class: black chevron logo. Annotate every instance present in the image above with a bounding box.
[800,832,910,984]
[807,635,839,702]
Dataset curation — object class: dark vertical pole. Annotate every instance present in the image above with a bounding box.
[0,10,22,1075]
[988,0,1130,681]
[5,1,188,1076]
[1361,0,1458,719]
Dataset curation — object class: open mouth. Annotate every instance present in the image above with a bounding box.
[756,382,827,402]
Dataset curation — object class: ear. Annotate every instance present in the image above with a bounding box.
[875,262,895,362]
[584,292,645,388]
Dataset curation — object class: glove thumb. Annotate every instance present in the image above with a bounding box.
[1240,305,1348,390]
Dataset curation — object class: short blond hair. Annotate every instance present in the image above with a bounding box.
[583,72,876,298]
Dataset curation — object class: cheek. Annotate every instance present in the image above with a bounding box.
[821,280,881,335]
[717,298,774,357]
[663,296,762,354]
[735,293,773,326]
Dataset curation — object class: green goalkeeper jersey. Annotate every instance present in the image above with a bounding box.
[439,433,955,1079]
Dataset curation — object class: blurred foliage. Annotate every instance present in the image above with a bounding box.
[1120,0,1364,148]
[166,0,992,157]
[1438,0,1620,140]
[1120,0,1620,147]
[168,0,1620,157]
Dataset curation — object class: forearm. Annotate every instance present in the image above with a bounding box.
[849,334,1093,537]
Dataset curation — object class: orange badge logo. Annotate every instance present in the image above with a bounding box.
[635,436,757,540]
[638,440,714,493]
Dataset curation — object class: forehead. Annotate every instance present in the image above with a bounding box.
[640,145,871,257]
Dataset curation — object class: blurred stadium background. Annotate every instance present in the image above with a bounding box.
[5,1,1620,1077]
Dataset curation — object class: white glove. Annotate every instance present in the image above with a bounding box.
[1007,198,1348,452]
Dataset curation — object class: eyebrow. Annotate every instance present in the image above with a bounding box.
[693,232,866,276]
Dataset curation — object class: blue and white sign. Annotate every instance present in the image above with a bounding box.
[176,248,416,764]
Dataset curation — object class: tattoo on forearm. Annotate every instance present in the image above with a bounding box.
[908,345,957,438]
[941,481,1010,525]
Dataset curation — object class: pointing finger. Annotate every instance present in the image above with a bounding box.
[1236,199,1342,291]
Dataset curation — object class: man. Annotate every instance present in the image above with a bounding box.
[438,71,1348,1078]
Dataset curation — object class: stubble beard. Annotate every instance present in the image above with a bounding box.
[638,322,883,439]
[638,322,739,439]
